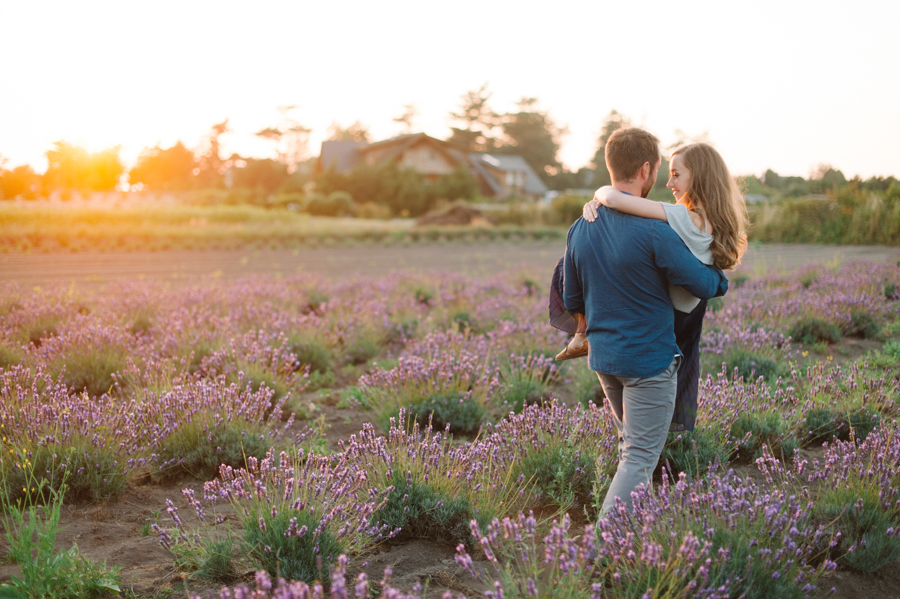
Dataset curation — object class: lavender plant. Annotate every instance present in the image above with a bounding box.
[188,558,462,599]
[457,468,835,599]
[479,400,617,510]
[759,423,900,573]
[157,447,393,585]
[339,413,527,544]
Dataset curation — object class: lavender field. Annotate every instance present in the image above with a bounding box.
[1,261,900,598]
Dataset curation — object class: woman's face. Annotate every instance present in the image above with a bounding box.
[667,153,692,203]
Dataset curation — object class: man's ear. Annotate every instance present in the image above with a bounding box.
[639,161,650,179]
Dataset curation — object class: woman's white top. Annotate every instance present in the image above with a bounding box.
[662,203,714,313]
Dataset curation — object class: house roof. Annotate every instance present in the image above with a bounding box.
[360,133,469,168]
[317,134,549,197]
[470,153,549,195]
[318,140,367,173]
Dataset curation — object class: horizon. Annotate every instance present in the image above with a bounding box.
[1,0,899,180]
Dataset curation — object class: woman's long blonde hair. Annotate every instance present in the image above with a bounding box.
[671,143,749,271]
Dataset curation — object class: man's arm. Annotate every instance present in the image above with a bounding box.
[652,225,728,299]
[563,225,585,314]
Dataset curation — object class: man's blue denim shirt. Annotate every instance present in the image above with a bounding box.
[563,206,728,378]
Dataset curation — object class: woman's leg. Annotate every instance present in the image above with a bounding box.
[671,299,707,432]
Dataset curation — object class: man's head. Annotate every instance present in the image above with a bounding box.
[605,128,661,198]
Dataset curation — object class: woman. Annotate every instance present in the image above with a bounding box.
[549,142,749,431]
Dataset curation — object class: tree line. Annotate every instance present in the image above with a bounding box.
[1,87,896,211]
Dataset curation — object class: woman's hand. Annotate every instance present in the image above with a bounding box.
[582,199,601,222]
[583,186,613,222]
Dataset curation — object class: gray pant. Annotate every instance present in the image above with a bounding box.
[597,355,680,517]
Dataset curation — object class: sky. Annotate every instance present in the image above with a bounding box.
[1,0,899,179]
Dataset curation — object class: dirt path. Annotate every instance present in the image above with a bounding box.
[1,242,898,287]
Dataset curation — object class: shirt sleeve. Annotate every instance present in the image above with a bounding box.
[563,225,585,314]
[652,223,728,299]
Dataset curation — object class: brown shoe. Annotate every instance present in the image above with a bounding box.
[554,340,589,361]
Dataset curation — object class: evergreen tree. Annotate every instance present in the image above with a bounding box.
[447,84,498,152]
[590,110,632,187]
[496,97,567,187]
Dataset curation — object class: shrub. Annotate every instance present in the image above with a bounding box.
[194,539,237,583]
[788,317,842,345]
[304,191,358,217]
[658,429,729,479]
[729,411,799,462]
[287,334,333,374]
[342,334,381,366]
[456,469,833,599]
[798,406,879,447]
[860,339,900,369]
[819,487,900,573]
[569,359,605,408]
[359,352,499,434]
[722,349,783,382]
[155,420,275,481]
[243,506,342,583]
[847,407,881,441]
[343,416,526,546]
[22,315,60,347]
[799,406,845,446]
[548,194,587,226]
[158,449,392,586]
[51,346,124,398]
[0,343,24,369]
[495,354,557,414]
[2,442,127,503]
[356,202,392,219]
[403,392,487,436]
[373,471,475,543]
[481,401,618,509]
[843,310,882,339]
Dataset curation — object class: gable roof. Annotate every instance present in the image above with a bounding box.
[316,134,549,198]
[360,133,469,168]
[318,140,367,173]
[470,153,548,195]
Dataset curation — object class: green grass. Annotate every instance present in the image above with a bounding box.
[0,203,565,252]
[0,454,122,598]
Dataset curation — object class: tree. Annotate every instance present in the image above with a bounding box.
[129,142,198,190]
[326,121,370,142]
[590,110,632,188]
[428,165,478,201]
[762,169,782,189]
[495,97,567,188]
[43,141,123,192]
[196,120,230,187]
[447,84,498,152]
[808,164,846,194]
[668,129,710,151]
[0,164,41,199]
[393,104,418,135]
[255,105,311,172]
[315,160,428,216]
[232,158,289,193]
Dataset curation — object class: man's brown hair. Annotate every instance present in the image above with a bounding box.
[605,128,661,182]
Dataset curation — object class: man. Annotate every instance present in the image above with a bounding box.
[562,127,728,517]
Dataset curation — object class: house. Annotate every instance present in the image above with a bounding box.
[317,133,548,200]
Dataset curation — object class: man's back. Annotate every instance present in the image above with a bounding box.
[563,206,726,378]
